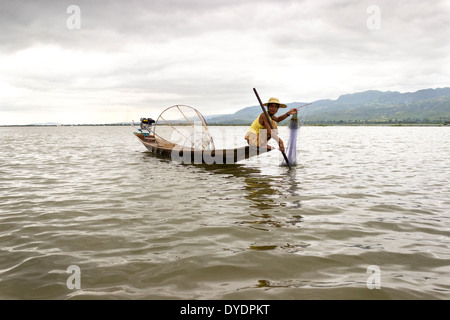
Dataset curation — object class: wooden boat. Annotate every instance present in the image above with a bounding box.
[133,105,271,164]
[134,131,271,164]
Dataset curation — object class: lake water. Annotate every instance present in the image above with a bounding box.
[0,125,449,300]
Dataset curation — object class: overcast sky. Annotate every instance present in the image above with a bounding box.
[0,0,449,125]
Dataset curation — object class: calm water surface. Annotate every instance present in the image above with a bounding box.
[0,125,449,299]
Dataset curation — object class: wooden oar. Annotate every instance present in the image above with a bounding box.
[253,88,291,169]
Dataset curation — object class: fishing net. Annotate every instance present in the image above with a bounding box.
[281,104,310,167]
[282,113,299,166]
[153,105,215,150]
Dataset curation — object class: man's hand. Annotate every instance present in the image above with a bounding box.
[287,108,298,115]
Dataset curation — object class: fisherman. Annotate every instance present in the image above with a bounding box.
[245,97,297,152]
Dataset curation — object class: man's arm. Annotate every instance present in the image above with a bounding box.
[272,108,297,122]
[260,113,273,136]
[260,114,285,151]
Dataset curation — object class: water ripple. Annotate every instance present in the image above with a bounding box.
[0,126,449,299]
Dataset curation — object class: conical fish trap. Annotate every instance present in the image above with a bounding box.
[153,105,215,150]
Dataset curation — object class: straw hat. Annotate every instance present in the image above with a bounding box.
[263,97,287,108]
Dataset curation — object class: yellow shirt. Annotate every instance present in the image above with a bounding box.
[247,115,277,135]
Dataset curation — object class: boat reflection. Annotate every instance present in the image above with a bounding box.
[192,163,304,230]
[192,163,281,210]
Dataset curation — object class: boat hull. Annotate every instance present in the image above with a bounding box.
[134,132,271,164]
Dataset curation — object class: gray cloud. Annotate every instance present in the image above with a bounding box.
[1,0,273,51]
[1,0,449,124]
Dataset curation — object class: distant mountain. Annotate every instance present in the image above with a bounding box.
[205,88,450,124]
[205,102,309,124]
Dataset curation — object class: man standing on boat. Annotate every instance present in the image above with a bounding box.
[245,97,297,152]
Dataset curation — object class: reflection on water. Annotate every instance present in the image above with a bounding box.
[191,163,261,177]
[284,168,303,210]
[193,163,280,211]
[244,175,281,210]
[141,150,173,164]
[191,162,305,232]
[193,163,301,211]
